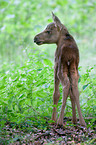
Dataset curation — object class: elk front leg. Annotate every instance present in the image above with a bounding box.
[71,72,86,126]
[52,65,60,122]
[70,90,77,124]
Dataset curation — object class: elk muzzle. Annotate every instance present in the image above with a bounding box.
[34,35,44,45]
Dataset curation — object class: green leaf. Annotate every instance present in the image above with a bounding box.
[83,83,89,90]
[43,59,53,67]
[56,137,62,141]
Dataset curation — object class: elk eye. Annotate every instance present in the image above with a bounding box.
[46,31,51,34]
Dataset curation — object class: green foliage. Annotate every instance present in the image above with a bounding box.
[0,51,96,130]
[0,51,54,128]
[79,66,96,117]
[0,0,96,66]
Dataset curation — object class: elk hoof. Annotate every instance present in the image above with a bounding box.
[80,121,86,127]
[72,119,77,124]
[57,118,63,126]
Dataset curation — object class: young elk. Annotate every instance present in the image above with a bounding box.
[34,12,86,126]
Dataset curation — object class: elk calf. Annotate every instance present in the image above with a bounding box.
[34,12,86,126]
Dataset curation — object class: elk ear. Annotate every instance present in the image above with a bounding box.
[52,12,62,30]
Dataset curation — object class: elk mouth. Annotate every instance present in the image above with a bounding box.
[35,41,43,45]
[34,37,43,45]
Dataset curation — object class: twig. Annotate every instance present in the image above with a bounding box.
[27,105,50,120]
[63,117,96,120]
[34,131,51,140]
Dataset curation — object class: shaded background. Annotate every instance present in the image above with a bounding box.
[0,0,96,71]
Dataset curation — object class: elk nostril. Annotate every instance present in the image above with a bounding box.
[34,36,38,43]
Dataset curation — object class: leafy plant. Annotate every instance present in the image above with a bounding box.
[0,51,53,128]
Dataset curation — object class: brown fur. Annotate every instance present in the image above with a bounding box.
[34,12,86,126]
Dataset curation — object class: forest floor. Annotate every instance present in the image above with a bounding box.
[0,117,96,145]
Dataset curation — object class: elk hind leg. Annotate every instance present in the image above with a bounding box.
[71,72,86,126]
[70,90,77,124]
[57,74,70,125]
[52,69,60,122]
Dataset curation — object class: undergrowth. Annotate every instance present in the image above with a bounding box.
[0,51,96,131]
